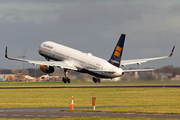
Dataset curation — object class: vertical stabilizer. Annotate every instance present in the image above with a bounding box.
[108,34,126,67]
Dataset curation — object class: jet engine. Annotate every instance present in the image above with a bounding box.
[40,64,55,73]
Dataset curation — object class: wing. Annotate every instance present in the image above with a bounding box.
[121,46,175,67]
[5,47,77,70]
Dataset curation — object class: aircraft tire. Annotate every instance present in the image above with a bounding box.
[97,78,101,83]
[67,78,70,83]
[62,77,71,83]
[93,77,97,83]
[62,77,67,83]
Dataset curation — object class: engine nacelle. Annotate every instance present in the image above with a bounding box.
[40,64,55,73]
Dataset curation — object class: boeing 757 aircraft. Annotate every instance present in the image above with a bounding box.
[5,34,175,83]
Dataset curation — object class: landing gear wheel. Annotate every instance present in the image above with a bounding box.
[93,77,97,83]
[62,77,71,83]
[97,78,101,83]
[93,77,101,83]
[62,77,67,83]
[62,69,71,83]
[67,78,70,83]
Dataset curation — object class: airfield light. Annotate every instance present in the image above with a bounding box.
[92,97,96,110]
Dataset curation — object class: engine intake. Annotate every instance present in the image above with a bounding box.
[40,64,55,73]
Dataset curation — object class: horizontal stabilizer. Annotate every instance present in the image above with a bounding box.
[123,69,154,73]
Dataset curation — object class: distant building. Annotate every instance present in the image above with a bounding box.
[24,75,35,81]
[0,74,15,81]
[38,74,61,81]
[171,73,180,80]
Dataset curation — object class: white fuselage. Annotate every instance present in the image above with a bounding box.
[38,41,124,78]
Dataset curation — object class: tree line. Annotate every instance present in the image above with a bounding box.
[0,68,44,77]
[0,65,179,79]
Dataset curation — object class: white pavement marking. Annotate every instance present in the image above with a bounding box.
[51,115,60,117]
[37,115,46,117]
[12,115,20,116]
[24,115,33,117]
[0,114,7,116]
[63,116,72,117]
[126,113,135,114]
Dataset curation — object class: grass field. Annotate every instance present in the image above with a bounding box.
[0,117,179,120]
[0,79,180,87]
[0,117,180,120]
[0,80,180,119]
[0,86,180,114]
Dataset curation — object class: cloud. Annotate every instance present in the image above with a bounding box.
[0,0,179,69]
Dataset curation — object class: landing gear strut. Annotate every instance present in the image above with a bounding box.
[62,69,71,83]
[92,77,101,83]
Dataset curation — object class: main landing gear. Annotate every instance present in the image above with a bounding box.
[62,69,71,83]
[92,77,101,83]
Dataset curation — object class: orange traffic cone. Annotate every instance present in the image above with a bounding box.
[71,96,74,110]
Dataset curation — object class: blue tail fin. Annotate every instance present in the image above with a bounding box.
[108,34,126,68]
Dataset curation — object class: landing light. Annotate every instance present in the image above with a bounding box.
[86,53,92,56]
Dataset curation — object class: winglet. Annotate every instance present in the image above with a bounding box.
[169,46,175,57]
[5,47,29,62]
[5,47,8,58]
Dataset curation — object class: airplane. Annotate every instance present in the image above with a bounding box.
[5,34,175,83]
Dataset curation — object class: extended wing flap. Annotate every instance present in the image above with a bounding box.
[88,69,116,73]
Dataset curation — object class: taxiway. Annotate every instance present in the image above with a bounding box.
[0,107,180,119]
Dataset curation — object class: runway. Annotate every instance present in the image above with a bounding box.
[0,85,180,89]
[0,107,180,118]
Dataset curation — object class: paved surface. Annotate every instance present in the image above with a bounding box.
[0,107,180,118]
[0,85,180,89]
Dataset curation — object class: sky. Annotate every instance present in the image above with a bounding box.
[0,0,179,70]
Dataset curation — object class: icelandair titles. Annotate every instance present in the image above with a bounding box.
[110,59,119,64]
[43,44,53,49]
